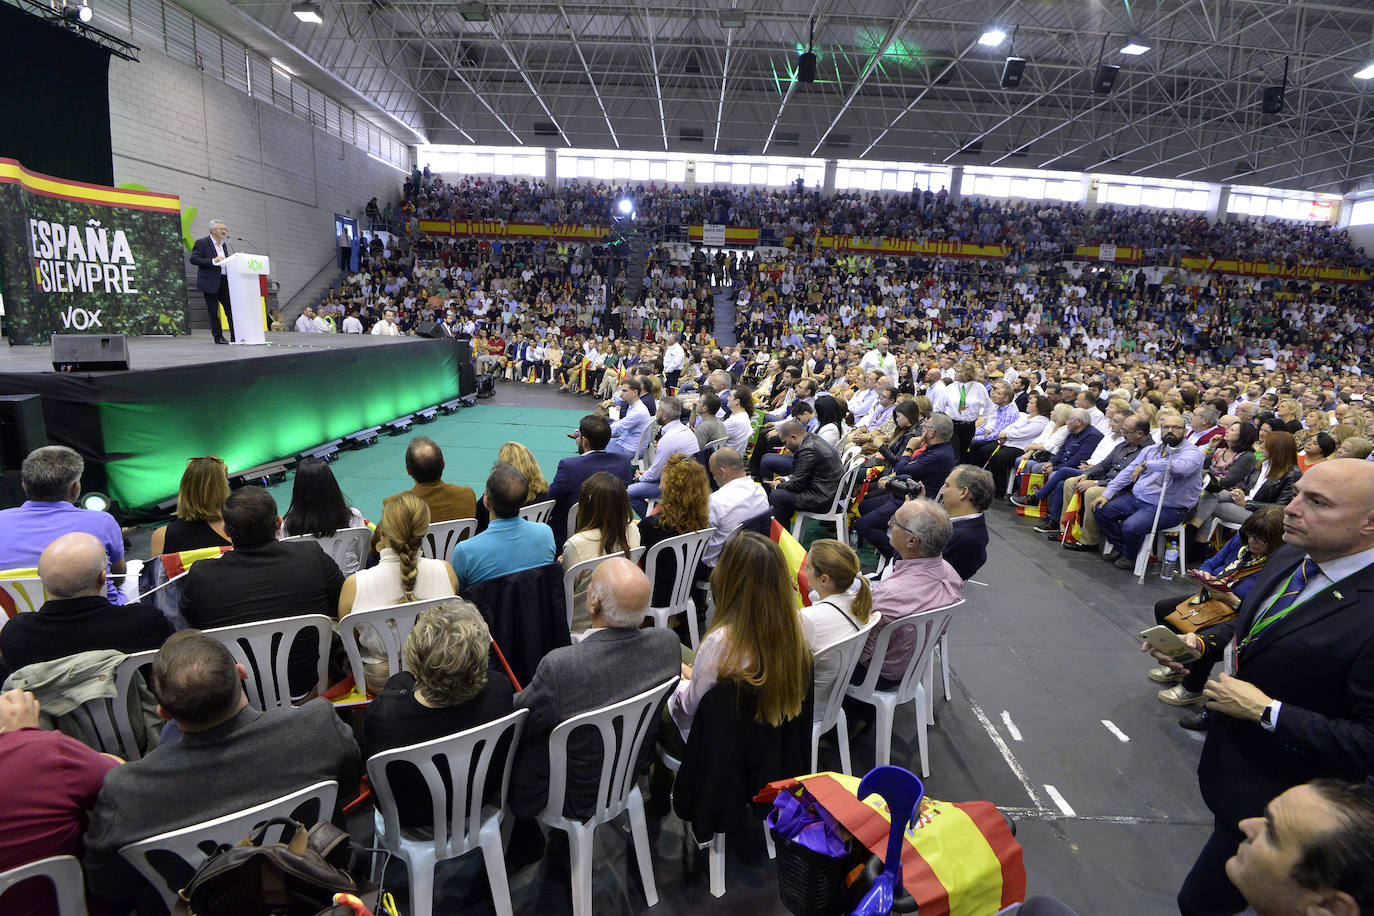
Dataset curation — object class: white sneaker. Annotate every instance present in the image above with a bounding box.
[1158,684,1206,706]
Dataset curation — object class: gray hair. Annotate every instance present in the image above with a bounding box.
[21,446,84,502]
[1192,404,1220,425]
[402,600,491,707]
[709,369,733,391]
[924,413,954,442]
[894,499,953,557]
[208,218,226,230]
[588,566,651,627]
[1069,408,1093,426]
[659,396,684,421]
[950,465,995,512]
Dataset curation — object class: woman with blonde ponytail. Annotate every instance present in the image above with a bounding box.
[338,494,458,693]
[800,539,873,728]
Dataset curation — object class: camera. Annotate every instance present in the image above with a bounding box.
[887,478,924,499]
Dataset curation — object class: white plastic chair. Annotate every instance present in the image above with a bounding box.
[367,710,528,916]
[634,424,657,473]
[566,502,579,538]
[0,855,88,915]
[421,518,478,561]
[845,600,963,776]
[338,597,453,693]
[518,499,557,526]
[61,649,159,761]
[1134,522,1188,580]
[642,527,715,649]
[119,780,338,911]
[203,614,333,709]
[539,676,679,916]
[562,548,646,640]
[810,618,881,775]
[790,461,864,545]
[282,526,372,575]
[0,575,45,618]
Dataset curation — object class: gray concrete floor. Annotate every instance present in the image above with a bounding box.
[346,382,1215,915]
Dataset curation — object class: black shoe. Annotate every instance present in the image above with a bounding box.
[1033,522,1058,534]
[1180,708,1210,731]
[214,337,229,344]
[1113,555,1136,570]
[1063,542,1097,552]
[1009,496,1033,508]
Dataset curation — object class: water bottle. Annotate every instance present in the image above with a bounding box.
[1160,533,1178,581]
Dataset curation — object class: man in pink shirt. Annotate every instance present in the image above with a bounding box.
[855,499,965,687]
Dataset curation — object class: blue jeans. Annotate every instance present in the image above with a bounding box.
[628,480,661,518]
[1094,492,1189,561]
[761,453,793,479]
[1031,467,1079,520]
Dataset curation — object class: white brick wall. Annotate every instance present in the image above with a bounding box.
[107,50,407,321]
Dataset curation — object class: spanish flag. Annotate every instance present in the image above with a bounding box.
[1060,490,1084,545]
[768,518,811,608]
[759,772,1026,916]
[0,568,43,617]
[159,544,233,578]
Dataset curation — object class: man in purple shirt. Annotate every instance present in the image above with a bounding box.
[0,446,126,604]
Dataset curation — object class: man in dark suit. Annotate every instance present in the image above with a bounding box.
[855,413,959,559]
[188,218,235,344]
[1150,460,1374,916]
[505,558,679,862]
[766,419,844,525]
[938,464,992,580]
[179,487,344,696]
[546,414,634,549]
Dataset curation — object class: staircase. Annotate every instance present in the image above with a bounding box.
[713,286,737,345]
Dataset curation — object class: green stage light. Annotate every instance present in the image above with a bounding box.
[80,491,111,512]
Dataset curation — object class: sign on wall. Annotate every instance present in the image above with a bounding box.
[0,158,190,345]
[702,222,727,247]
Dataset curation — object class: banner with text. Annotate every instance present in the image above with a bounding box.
[0,158,190,345]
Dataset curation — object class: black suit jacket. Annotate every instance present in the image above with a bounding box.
[1197,544,1374,828]
[944,514,989,581]
[180,540,345,694]
[894,440,958,494]
[0,595,173,680]
[189,235,229,293]
[545,449,635,547]
[775,432,844,511]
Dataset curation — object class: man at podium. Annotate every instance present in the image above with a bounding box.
[189,218,236,344]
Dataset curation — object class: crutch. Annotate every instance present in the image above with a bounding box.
[1135,446,1175,584]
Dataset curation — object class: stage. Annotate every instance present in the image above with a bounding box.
[0,333,466,509]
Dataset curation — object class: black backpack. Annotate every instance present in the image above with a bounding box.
[172,818,379,916]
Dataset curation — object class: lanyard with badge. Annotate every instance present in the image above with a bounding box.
[1229,564,1323,674]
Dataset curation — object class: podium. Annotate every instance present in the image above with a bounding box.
[223,252,270,345]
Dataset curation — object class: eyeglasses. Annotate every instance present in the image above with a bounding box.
[887,517,918,538]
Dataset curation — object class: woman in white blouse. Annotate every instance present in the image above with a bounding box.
[723,385,756,453]
[980,394,1056,495]
[799,539,873,729]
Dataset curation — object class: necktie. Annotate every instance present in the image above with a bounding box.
[958,384,967,411]
[1241,557,1321,650]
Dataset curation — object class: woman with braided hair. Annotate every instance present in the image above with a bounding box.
[339,493,459,693]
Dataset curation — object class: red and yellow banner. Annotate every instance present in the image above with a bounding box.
[417,219,609,240]
[769,518,811,608]
[688,224,761,245]
[760,772,1026,916]
[0,157,181,213]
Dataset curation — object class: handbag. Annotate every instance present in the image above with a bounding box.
[1165,595,1236,633]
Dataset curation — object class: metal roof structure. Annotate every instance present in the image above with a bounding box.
[198,0,1374,193]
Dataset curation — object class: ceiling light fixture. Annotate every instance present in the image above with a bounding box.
[1355,64,1374,80]
[291,2,323,24]
[718,10,746,29]
[457,3,489,21]
[1119,38,1151,56]
[979,28,1007,47]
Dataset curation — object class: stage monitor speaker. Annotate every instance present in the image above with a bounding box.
[455,339,472,365]
[797,51,817,83]
[51,334,130,371]
[1261,85,1284,114]
[415,320,440,338]
[1092,63,1120,95]
[0,394,47,472]
[1000,57,1026,89]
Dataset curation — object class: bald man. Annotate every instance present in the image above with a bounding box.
[1153,460,1374,916]
[0,532,172,678]
[507,558,681,829]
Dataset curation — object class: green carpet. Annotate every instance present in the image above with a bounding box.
[262,404,586,522]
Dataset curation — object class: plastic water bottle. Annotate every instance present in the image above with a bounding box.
[1160,533,1178,580]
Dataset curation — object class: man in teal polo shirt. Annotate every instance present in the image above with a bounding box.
[451,463,555,586]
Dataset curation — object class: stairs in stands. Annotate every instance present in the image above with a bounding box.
[713,286,737,345]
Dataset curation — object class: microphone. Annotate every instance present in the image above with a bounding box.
[234,236,267,255]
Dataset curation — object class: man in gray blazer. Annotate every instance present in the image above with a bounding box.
[507,557,680,825]
[83,631,360,907]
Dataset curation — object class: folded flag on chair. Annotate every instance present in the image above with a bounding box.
[769,518,812,608]
[758,772,1026,916]
[1013,460,1047,519]
[1060,490,1084,545]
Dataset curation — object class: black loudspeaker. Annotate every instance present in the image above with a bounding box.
[797,51,817,83]
[1092,63,1120,95]
[51,334,130,371]
[1000,57,1026,89]
[415,320,440,338]
[1261,86,1284,114]
[0,394,47,472]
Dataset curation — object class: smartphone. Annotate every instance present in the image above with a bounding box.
[1139,625,1202,663]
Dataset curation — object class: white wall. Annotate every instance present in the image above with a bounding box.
[107,50,407,318]
[1346,224,1374,259]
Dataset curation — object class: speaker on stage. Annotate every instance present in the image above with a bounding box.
[455,339,476,397]
[51,334,130,371]
[1261,85,1284,114]
[0,394,47,471]
[415,320,441,338]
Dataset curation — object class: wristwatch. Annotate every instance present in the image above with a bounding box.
[1260,703,1275,729]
